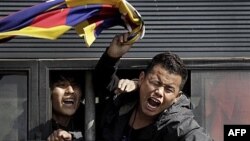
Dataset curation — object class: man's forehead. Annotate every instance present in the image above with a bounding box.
[147,67,182,83]
[147,65,169,75]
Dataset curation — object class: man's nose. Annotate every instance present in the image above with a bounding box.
[155,86,164,97]
[66,85,74,94]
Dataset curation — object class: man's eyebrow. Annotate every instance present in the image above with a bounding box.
[158,79,175,89]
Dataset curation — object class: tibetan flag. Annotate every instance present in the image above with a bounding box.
[0,0,144,47]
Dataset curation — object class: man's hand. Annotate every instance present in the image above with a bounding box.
[47,129,72,141]
[107,33,134,58]
[115,79,138,95]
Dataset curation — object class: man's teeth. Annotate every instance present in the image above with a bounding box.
[148,98,160,107]
[63,99,74,104]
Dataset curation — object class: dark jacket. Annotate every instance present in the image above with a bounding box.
[94,51,213,141]
[29,103,85,141]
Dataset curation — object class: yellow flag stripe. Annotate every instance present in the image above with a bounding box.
[75,20,97,47]
[83,23,97,47]
[0,25,71,40]
[66,0,139,23]
[66,0,119,7]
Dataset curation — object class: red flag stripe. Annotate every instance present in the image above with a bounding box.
[31,8,70,28]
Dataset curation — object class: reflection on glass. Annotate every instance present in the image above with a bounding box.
[191,71,250,141]
[0,73,27,141]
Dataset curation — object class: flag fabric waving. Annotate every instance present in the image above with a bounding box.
[0,0,144,47]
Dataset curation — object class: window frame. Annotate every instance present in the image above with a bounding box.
[186,58,250,139]
[39,59,99,140]
[0,60,39,139]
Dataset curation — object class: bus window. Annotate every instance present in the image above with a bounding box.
[0,73,28,141]
[191,71,250,141]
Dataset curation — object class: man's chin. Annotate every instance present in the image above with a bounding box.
[142,107,159,117]
[62,110,76,116]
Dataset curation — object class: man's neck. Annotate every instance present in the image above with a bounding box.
[52,114,71,127]
[129,106,155,129]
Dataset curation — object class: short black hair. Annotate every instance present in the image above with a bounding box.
[49,71,84,100]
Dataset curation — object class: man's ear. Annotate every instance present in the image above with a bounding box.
[138,71,145,86]
[174,91,183,103]
[178,91,183,97]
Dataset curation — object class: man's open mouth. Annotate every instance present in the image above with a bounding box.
[147,97,161,110]
[63,98,75,106]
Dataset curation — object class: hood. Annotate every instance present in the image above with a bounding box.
[156,94,201,136]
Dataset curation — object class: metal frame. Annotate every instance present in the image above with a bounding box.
[0,57,249,140]
[0,60,39,139]
[39,59,98,141]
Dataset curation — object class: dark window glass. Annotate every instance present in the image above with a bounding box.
[0,73,27,141]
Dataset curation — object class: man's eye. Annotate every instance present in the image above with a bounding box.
[164,89,172,93]
[164,87,174,93]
